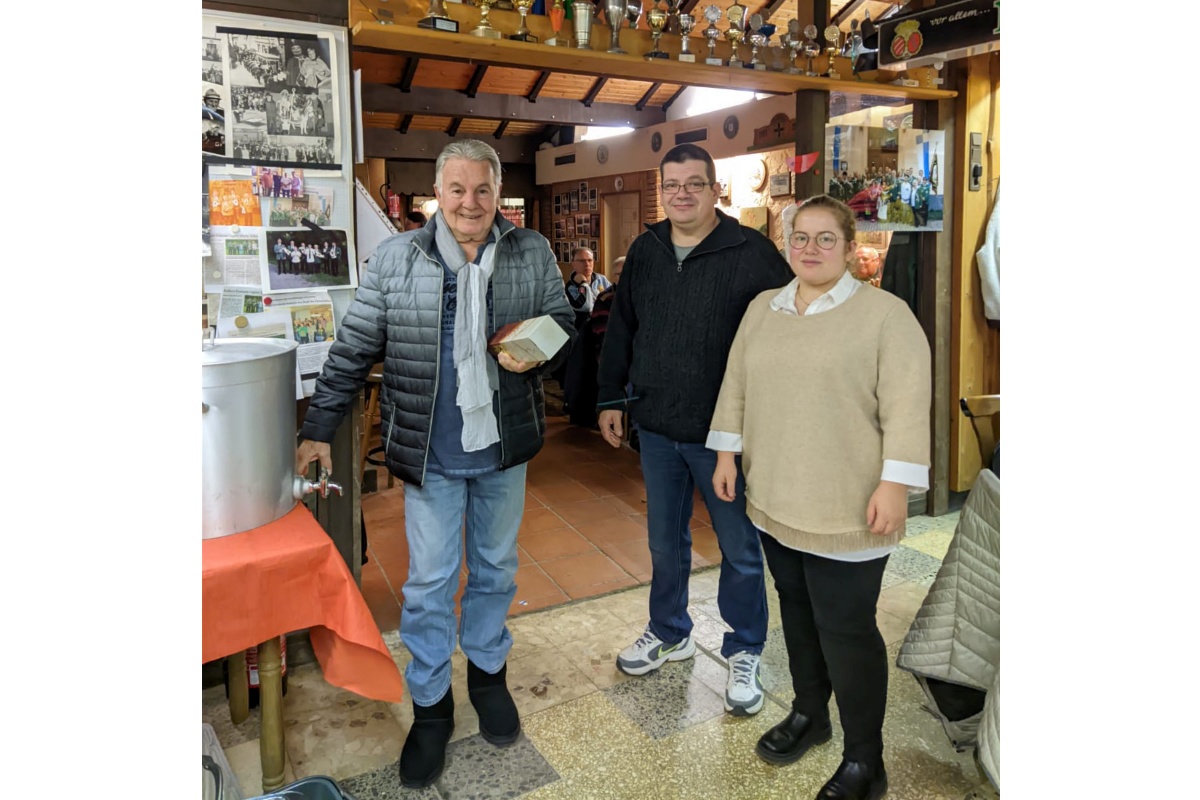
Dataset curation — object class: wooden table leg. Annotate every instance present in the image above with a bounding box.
[258,636,286,792]
[228,651,249,725]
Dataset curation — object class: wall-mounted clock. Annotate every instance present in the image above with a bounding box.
[651,132,663,153]
[597,144,609,164]
[723,114,739,139]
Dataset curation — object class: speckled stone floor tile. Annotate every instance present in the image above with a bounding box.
[686,608,733,655]
[756,626,795,699]
[526,602,628,647]
[521,691,649,776]
[505,648,598,717]
[687,566,723,601]
[224,738,296,797]
[202,684,261,748]
[505,613,561,661]
[554,620,647,690]
[285,661,377,716]
[904,511,961,538]
[878,579,933,625]
[878,607,917,647]
[386,652,481,745]
[602,658,726,739]
[903,526,958,561]
[587,584,650,625]
[339,735,560,800]
[284,699,407,780]
[882,546,945,589]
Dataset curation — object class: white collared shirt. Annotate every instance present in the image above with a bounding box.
[706,270,928,561]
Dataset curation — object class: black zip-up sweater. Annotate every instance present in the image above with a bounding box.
[596,208,792,443]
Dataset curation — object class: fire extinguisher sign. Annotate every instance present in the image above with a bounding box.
[876,0,999,70]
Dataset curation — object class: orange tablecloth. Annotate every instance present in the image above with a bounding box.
[202,504,404,703]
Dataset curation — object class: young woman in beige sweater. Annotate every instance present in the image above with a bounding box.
[708,195,931,800]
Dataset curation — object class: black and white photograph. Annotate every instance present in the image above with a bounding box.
[570,190,579,212]
[222,29,340,167]
[203,86,225,123]
[589,187,598,210]
[202,37,223,85]
[579,181,588,197]
[265,228,352,291]
[202,120,226,155]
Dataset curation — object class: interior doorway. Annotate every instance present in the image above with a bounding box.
[600,191,642,278]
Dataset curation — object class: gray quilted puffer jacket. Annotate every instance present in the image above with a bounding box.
[299,212,576,486]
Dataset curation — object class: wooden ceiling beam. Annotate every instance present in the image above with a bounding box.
[398,56,419,91]
[465,64,489,98]
[362,83,666,128]
[832,0,871,26]
[527,70,551,102]
[447,117,462,136]
[661,85,687,112]
[363,127,540,162]
[636,82,663,111]
[582,76,608,108]
[679,0,700,14]
[493,119,509,139]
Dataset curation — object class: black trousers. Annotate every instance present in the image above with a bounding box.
[760,533,889,763]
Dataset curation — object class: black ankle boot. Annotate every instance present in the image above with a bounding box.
[815,757,888,800]
[399,689,455,789]
[467,660,520,746]
[755,709,833,765]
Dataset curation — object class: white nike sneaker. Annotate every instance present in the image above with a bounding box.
[616,626,696,676]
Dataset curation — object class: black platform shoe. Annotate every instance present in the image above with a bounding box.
[398,689,455,789]
[755,710,833,765]
[815,757,888,800]
[468,660,521,745]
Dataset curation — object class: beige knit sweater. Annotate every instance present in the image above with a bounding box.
[710,285,931,554]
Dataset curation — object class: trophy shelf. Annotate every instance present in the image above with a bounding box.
[348,2,955,102]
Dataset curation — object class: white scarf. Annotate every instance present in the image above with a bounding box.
[433,210,501,452]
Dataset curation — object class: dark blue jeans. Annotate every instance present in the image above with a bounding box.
[638,429,767,658]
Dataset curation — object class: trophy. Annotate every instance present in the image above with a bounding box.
[677,12,696,62]
[509,0,539,42]
[759,20,776,69]
[702,4,723,66]
[645,1,669,59]
[417,0,459,32]
[724,1,747,68]
[802,24,821,77]
[604,0,629,54]
[746,13,766,70]
[545,0,568,46]
[469,0,503,38]
[573,0,595,49]
[783,19,802,74]
[823,24,841,79]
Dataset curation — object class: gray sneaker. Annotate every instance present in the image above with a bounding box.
[725,651,764,716]
[616,627,696,676]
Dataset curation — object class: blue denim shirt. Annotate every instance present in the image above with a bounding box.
[426,240,503,477]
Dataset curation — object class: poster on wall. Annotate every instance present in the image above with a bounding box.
[825,124,946,232]
[206,27,341,167]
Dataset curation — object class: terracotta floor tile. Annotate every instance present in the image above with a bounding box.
[573,515,651,548]
[597,539,654,583]
[359,558,401,632]
[689,518,712,531]
[517,544,533,566]
[691,501,712,525]
[691,526,724,565]
[525,491,545,508]
[519,506,570,534]
[528,479,598,505]
[563,575,639,601]
[509,590,570,616]
[627,513,649,529]
[606,492,647,515]
[540,552,633,595]
[512,564,564,603]
[585,474,648,498]
[549,497,625,527]
[520,528,598,562]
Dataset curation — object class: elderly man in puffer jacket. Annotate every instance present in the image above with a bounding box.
[296,140,575,789]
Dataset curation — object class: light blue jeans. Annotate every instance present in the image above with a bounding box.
[399,463,527,706]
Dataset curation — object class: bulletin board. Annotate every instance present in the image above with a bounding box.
[201,10,358,396]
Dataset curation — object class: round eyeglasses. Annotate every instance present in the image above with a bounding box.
[788,231,843,250]
[661,180,714,194]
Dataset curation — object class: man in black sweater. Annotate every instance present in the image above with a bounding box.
[596,143,791,717]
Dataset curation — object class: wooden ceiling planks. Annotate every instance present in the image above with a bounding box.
[407,115,451,131]
[352,50,407,85]
[412,60,477,91]
[538,72,600,100]
[594,78,657,106]
[648,83,683,107]
[478,66,542,97]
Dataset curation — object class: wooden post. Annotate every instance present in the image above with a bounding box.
[949,53,1001,491]
[227,650,249,724]
[793,90,828,201]
[257,636,286,793]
